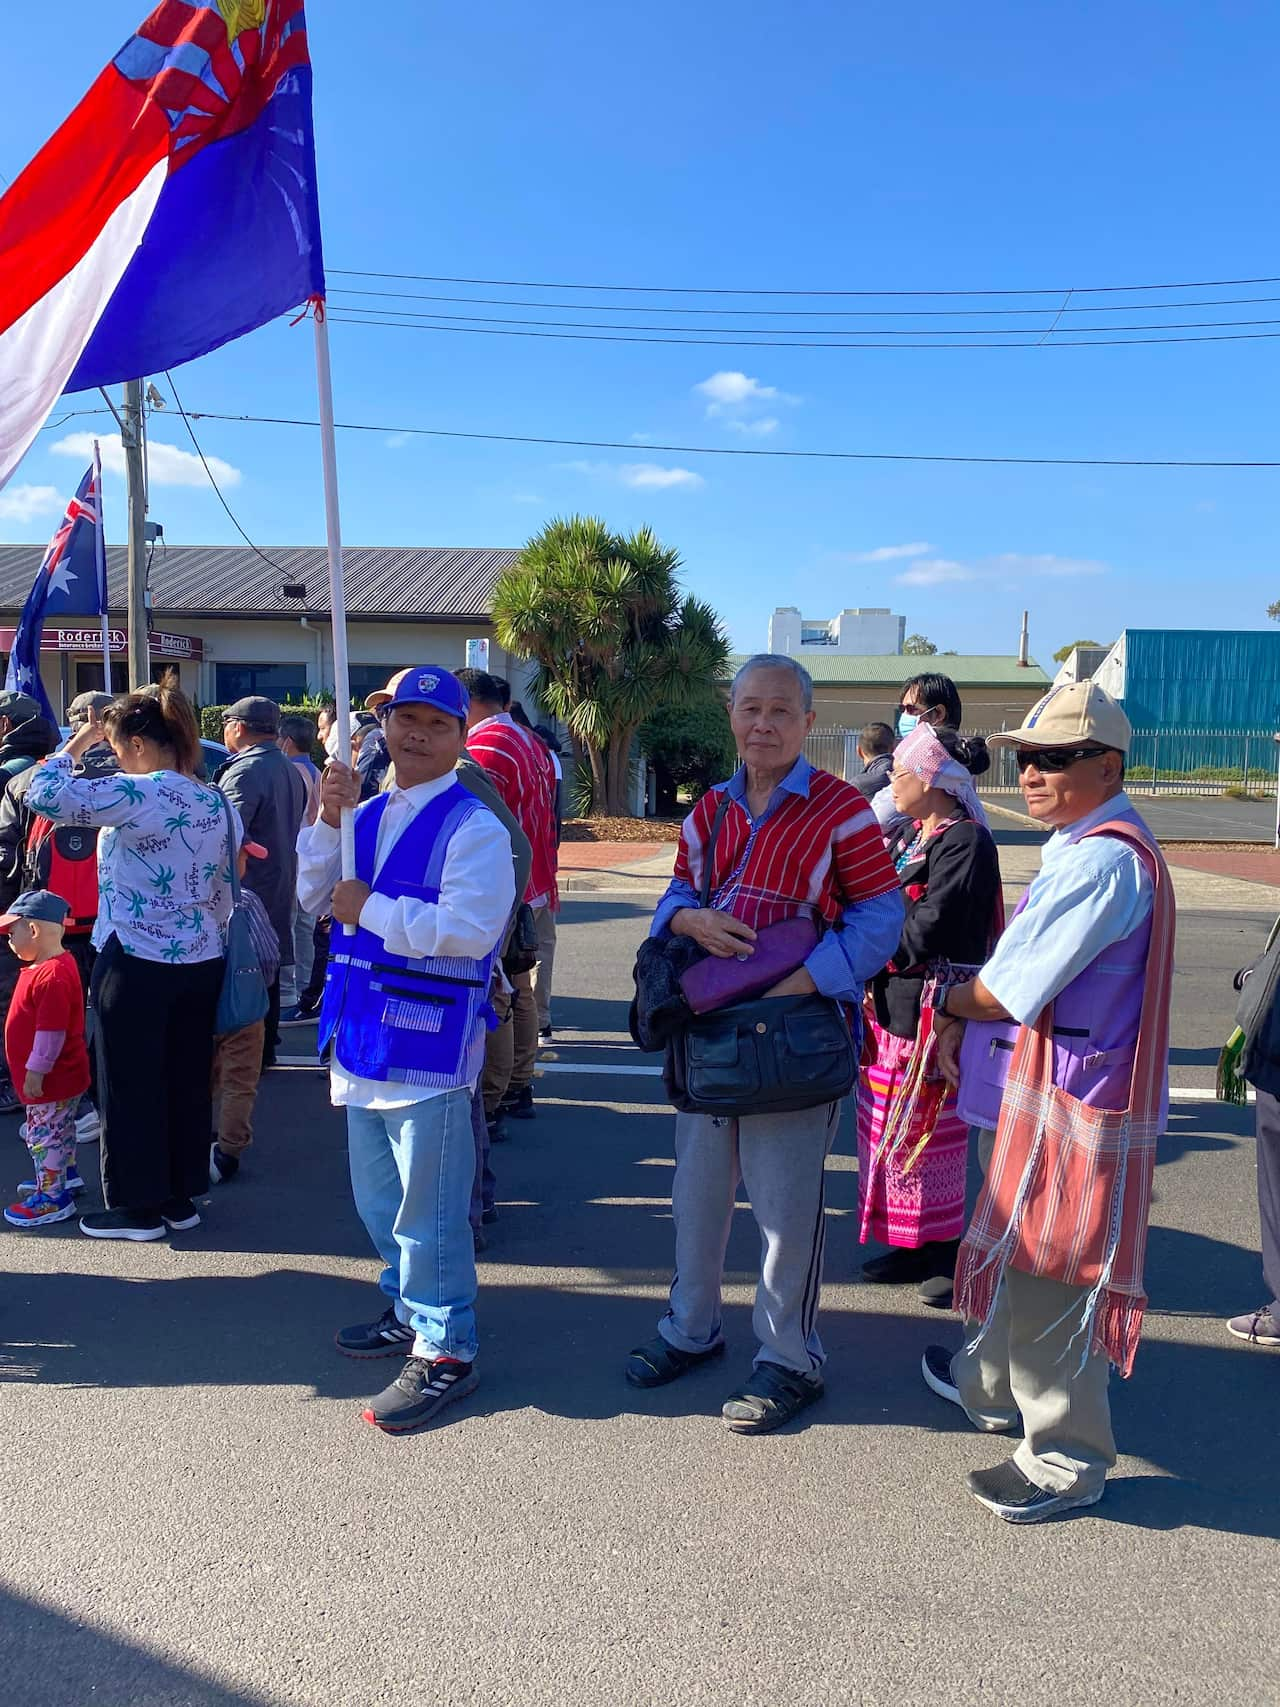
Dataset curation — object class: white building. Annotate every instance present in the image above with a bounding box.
[769,606,906,658]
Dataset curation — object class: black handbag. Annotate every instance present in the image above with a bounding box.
[655,792,857,1117]
[502,901,539,977]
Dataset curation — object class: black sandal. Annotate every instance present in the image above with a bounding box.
[624,1334,726,1389]
[721,1362,824,1434]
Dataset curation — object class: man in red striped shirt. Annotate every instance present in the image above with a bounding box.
[456,670,558,1126]
[625,655,904,1434]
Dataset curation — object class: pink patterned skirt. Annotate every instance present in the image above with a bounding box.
[857,1013,969,1248]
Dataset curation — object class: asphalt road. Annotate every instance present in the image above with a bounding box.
[1,853,1277,1706]
[985,789,1277,843]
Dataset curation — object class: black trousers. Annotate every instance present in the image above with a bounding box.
[302,915,330,1011]
[65,935,98,1108]
[262,973,280,1069]
[92,934,223,1210]
[1256,1089,1280,1311]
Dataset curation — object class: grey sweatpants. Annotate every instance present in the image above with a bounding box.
[658,1100,840,1375]
[1255,1088,1280,1312]
[952,1128,1117,1497]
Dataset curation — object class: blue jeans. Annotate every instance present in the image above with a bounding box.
[346,1087,479,1363]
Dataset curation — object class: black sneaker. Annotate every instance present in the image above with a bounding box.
[335,1305,416,1359]
[161,1197,202,1232]
[79,1208,165,1242]
[967,1459,1104,1524]
[481,1207,499,1226]
[625,1334,726,1389]
[278,1005,316,1026]
[921,1345,963,1408]
[538,1027,554,1044]
[361,1356,478,1434]
[208,1143,239,1185]
[486,1114,509,1146]
[721,1362,824,1434]
[500,1084,535,1121]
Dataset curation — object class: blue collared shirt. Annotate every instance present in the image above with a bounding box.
[650,757,904,1003]
[980,791,1155,1027]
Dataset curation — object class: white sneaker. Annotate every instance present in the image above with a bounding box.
[75,1109,101,1145]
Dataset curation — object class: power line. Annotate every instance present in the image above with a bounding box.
[162,371,294,577]
[323,304,1280,337]
[328,285,1280,318]
[329,267,1280,299]
[323,311,1280,350]
[184,407,1280,468]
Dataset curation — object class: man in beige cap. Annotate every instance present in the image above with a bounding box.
[921,681,1175,1523]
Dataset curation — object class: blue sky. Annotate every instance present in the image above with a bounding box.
[2,0,1277,659]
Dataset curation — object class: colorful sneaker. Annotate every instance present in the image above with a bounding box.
[4,1188,78,1228]
[335,1305,416,1359]
[360,1356,478,1434]
[18,1165,86,1197]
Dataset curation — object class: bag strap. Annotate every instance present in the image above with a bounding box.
[216,788,243,907]
[698,791,735,909]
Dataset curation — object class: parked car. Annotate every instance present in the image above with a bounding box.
[59,728,230,782]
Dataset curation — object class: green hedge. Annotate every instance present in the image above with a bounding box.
[199,698,336,744]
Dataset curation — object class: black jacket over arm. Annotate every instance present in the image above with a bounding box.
[871,818,1000,1039]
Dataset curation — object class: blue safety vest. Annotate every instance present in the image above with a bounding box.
[319,782,499,1090]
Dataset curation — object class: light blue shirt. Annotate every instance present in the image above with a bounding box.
[981,791,1154,1028]
[650,757,904,1003]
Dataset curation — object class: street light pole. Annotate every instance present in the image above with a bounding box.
[121,379,149,690]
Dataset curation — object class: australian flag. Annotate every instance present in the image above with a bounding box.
[4,463,105,722]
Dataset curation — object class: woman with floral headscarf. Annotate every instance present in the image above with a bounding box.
[857,723,1002,1304]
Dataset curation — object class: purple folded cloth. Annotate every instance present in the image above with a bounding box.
[678,916,819,1015]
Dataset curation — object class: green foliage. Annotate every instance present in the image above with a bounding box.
[641,698,736,808]
[1051,637,1105,663]
[199,698,335,746]
[903,634,937,655]
[491,515,731,815]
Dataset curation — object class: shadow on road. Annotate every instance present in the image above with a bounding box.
[0,1586,278,1707]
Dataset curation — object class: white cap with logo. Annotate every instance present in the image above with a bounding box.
[987,680,1132,755]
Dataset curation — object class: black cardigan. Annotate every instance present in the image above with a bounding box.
[870,818,1001,1040]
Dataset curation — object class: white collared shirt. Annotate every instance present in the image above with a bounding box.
[296,770,515,1109]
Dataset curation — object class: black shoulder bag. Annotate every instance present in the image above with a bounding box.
[661,795,858,1118]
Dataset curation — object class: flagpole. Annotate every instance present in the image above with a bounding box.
[312,301,356,919]
[93,439,111,697]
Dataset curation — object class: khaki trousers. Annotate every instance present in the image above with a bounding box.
[212,1020,266,1158]
[482,982,514,1120]
[952,1128,1117,1497]
[509,967,538,1093]
[531,905,557,1031]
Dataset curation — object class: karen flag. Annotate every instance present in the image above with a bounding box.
[0,1,325,493]
[5,463,106,723]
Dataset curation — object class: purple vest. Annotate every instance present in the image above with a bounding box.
[957,824,1164,1132]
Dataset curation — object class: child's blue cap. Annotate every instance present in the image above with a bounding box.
[0,889,71,930]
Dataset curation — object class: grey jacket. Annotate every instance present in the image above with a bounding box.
[215,740,308,962]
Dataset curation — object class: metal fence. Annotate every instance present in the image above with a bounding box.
[806,724,1280,797]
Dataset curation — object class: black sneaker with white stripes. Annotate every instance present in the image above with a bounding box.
[335,1305,416,1359]
[361,1355,478,1434]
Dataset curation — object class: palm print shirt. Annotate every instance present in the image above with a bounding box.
[26,755,241,965]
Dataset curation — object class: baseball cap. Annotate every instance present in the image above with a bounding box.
[378,667,469,722]
[0,690,39,725]
[987,681,1132,756]
[365,668,410,711]
[223,696,281,734]
[0,889,71,930]
[67,691,114,726]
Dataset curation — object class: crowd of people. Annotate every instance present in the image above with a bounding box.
[2,652,1276,1517]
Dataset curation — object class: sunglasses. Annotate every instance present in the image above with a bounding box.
[1015,745,1112,774]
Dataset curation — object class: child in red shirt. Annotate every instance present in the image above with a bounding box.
[2,890,91,1228]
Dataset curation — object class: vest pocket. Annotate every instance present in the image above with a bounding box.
[385,994,448,1035]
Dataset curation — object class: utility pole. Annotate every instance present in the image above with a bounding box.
[121,379,149,690]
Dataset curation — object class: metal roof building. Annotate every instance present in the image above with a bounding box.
[0,542,525,711]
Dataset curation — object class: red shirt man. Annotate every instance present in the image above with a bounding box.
[456,672,558,910]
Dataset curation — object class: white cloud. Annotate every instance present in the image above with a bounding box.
[0,483,62,523]
[849,541,935,563]
[990,552,1107,579]
[51,431,241,489]
[896,557,974,587]
[727,417,780,437]
[562,459,704,491]
[630,431,654,443]
[695,371,781,411]
[385,433,410,450]
[509,491,545,505]
[620,463,703,490]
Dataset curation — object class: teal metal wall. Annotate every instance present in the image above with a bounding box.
[1121,629,1280,731]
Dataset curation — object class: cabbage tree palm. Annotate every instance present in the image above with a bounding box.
[492,515,730,816]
